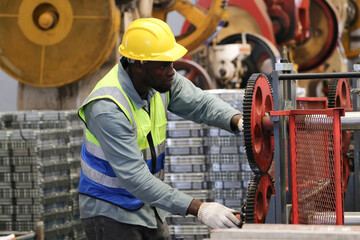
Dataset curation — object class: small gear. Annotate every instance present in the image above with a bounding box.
[327,78,352,153]
[327,78,352,109]
[244,172,275,223]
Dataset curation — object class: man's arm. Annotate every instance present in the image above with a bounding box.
[168,71,242,133]
[186,199,203,216]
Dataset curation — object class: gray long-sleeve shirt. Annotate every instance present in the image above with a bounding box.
[79,59,241,228]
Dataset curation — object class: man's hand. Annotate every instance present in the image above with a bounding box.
[197,202,242,229]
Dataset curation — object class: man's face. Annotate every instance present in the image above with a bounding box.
[142,61,175,93]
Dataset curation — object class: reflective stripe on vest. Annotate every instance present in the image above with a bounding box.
[77,64,168,210]
[80,143,165,189]
[83,134,166,161]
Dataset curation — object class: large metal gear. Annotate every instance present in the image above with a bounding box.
[152,0,228,54]
[244,172,275,223]
[327,78,352,154]
[243,73,274,174]
[291,0,339,72]
[0,0,120,87]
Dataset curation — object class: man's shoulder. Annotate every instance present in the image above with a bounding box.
[85,99,120,116]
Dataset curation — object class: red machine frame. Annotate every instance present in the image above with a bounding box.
[271,108,345,225]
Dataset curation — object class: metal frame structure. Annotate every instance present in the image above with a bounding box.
[270,66,360,224]
[272,108,345,225]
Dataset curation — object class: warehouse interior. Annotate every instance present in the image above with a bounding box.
[0,0,360,239]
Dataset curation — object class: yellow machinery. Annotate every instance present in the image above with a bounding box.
[152,0,228,55]
[0,0,359,105]
[0,0,120,88]
[342,0,360,58]
[0,0,229,110]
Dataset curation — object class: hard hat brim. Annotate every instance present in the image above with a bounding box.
[119,42,188,62]
[152,42,188,62]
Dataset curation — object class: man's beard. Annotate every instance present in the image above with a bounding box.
[154,84,171,93]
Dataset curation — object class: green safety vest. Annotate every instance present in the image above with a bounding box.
[78,64,168,210]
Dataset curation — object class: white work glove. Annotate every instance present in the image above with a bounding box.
[197,202,241,229]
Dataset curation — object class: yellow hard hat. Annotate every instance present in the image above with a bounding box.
[119,18,188,62]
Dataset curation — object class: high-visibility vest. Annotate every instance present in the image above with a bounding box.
[78,64,168,210]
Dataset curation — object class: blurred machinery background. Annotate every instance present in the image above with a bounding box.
[0,0,359,108]
[1,0,360,239]
[0,0,357,110]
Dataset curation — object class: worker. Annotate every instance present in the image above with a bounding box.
[78,18,244,240]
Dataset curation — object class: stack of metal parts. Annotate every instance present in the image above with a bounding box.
[165,118,210,240]
[0,110,85,240]
[204,90,251,210]
[165,89,252,240]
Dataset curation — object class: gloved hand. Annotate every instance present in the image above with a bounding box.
[197,202,242,229]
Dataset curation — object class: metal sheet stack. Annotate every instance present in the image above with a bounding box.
[204,89,252,210]
[165,118,210,240]
[165,89,251,240]
[0,110,85,240]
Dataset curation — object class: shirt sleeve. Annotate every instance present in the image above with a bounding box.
[84,99,194,216]
[168,71,241,132]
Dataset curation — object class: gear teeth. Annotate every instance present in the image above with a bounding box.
[243,73,274,174]
[327,79,339,108]
[244,173,275,223]
[327,79,351,109]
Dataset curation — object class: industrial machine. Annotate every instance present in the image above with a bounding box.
[175,0,357,96]
[178,0,281,90]
[0,0,231,109]
[0,0,122,110]
[1,0,360,239]
[0,0,356,105]
[0,0,120,88]
[238,50,360,228]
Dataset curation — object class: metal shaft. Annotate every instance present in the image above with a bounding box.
[345,212,360,225]
[341,112,360,130]
[278,72,360,80]
[309,212,360,225]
